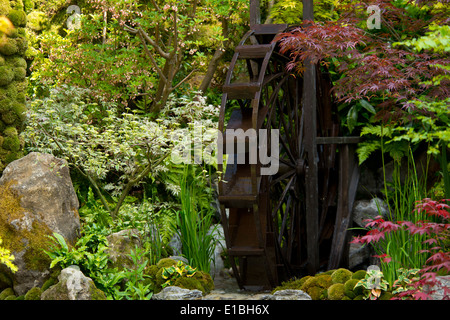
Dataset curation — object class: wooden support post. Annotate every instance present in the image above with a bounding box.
[302,0,319,274]
[250,0,261,26]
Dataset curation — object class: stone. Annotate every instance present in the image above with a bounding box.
[208,224,226,278]
[0,152,80,295]
[152,286,203,300]
[262,289,311,300]
[352,197,389,228]
[348,242,371,269]
[106,228,142,270]
[41,266,106,300]
[425,275,450,300]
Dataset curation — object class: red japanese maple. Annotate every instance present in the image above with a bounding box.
[276,0,449,120]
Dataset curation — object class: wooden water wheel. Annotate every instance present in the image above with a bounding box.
[218,0,360,290]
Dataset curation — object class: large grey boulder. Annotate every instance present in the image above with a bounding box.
[0,152,80,295]
[41,266,106,300]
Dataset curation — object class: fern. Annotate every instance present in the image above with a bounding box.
[357,140,381,164]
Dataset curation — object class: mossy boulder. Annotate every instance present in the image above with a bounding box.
[300,274,333,300]
[0,152,80,295]
[352,269,367,280]
[41,266,106,300]
[328,283,345,300]
[330,268,353,284]
[343,278,360,299]
[0,287,15,300]
[24,286,41,300]
[0,66,14,85]
[8,9,27,27]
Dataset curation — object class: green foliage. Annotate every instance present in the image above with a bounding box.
[355,267,390,300]
[0,236,17,273]
[391,268,420,296]
[269,0,345,24]
[330,268,352,284]
[161,260,197,288]
[175,165,217,273]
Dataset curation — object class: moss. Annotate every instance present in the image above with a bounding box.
[321,269,336,276]
[174,277,205,293]
[193,271,214,293]
[353,295,364,300]
[2,135,20,151]
[0,66,14,86]
[27,11,48,31]
[0,0,12,15]
[300,274,333,300]
[0,287,15,300]
[7,9,27,27]
[328,283,345,300]
[24,286,41,300]
[146,264,159,278]
[379,291,393,300]
[330,268,353,284]
[352,269,367,280]
[343,279,359,299]
[0,181,54,273]
[13,66,26,80]
[272,276,310,293]
[3,126,17,137]
[156,258,177,269]
[4,294,16,300]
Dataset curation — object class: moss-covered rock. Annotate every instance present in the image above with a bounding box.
[330,268,353,284]
[8,9,27,27]
[156,257,177,269]
[0,287,15,300]
[328,283,345,300]
[343,278,359,299]
[24,286,41,300]
[300,274,333,300]
[352,269,367,280]
[0,66,14,85]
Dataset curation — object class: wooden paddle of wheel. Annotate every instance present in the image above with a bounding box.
[217,0,361,290]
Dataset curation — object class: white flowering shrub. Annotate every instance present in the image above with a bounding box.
[22,86,220,219]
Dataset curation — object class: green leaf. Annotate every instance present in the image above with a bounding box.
[359,99,376,114]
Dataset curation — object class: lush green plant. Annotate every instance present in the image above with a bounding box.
[175,165,217,273]
[23,85,171,219]
[392,268,420,296]
[114,246,153,300]
[355,267,390,300]
[29,0,249,112]
[161,260,197,288]
[0,236,17,273]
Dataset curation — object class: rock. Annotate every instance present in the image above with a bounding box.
[152,286,203,300]
[352,197,389,228]
[168,232,182,256]
[0,152,80,295]
[425,275,450,300]
[208,224,226,278]
[106,228,142,270]
[41,266,106,300]
[263,289,311,300]
[349,242,371,269]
